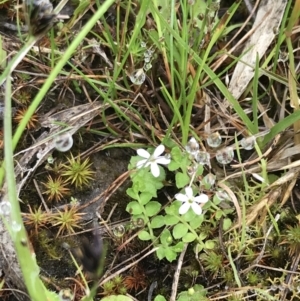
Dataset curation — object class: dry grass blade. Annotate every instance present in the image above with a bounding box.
[230,187,282,231]
[228,0,287,100]
[268,168,300,189]
[218,182,242,230]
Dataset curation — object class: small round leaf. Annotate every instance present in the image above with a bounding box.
[165,214,178,225]
[182,232,197,242]
[138,230,152,241]
[154,295,167,301]
[126,201,143,215]
[223,218,232,231]
[145,201,161,216]
[173,223,188,239]
[205,240,215,249]
[175,172,190,188]
[151,215,165,228]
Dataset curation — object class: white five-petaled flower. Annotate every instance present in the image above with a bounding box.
[136,144,171,177]
[175,186,209,215]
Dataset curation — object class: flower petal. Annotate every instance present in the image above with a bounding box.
[137,148,150,159]
[136,159,147,168]
[191,202,203,215]
[179,202,190,215]
[155,156,171,165]
[153,144,165,158]
[185,187,193,199]
[150,163,160,177]
[194,193,209,204]
[175,193,188,203]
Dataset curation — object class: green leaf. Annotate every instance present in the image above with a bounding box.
[129,155,141,170]
[215,210,224,219]
[205,240,215,249]
[178,157,190,171]
[165,214,178,225]
[138,230,152,241]
[189,0,207,29]
[177,283,207,301]
[182,208,196,222]
[126,187,139,200]
[193,284,206,293]
[163,138,178,149]
[145,201,161,216]
[140,192,153,205]
[154,295,167,301]
[151,215,165,228]
[156,246,165,260]
[171,146,183,162]
[172,241,184,252]
[160,229,172,246]
[263,110,300,147]
[195,164,204,176]
[165,202,180,215]
[0,36,7,69]
[165,248,177,262]
[177,292,189,301]
[213,194,222,205]
[195,242,204,253]
[148,30,160,47]
[126,201,143,215]
[189,214,204,229]
[223,218,232,231]
[133,168,164,195]
[156,0,171,23]
[175,172,190,188]
[173,223,188,239]
[182,232,197,242]
[132,176,146,192]
[168,160,181,171]
[199,232,207,240]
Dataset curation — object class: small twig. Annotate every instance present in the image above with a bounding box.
[107,237,158,275]
[280,252,300,301]
[116,230,142,252]
[243,0,256,20]
[98,247,159,286]
[79,170,130,212]
[148,281,157,301]
[170,243,188,301]
[252,264,300,275]
[0,288,30,299]
[33,179,50,213]
[96,207,116,238]
[231,133,281,168]
[106,203,118,224]
[40,275,61,291]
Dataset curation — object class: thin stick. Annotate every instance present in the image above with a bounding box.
[170,243,188,301]
[33,179,50,213]
[99,247,159,286]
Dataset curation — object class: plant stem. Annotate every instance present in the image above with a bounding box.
[4,73,49,301]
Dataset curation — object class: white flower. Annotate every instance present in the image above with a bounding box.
[175,187,209,215]
[136,144,171,177]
